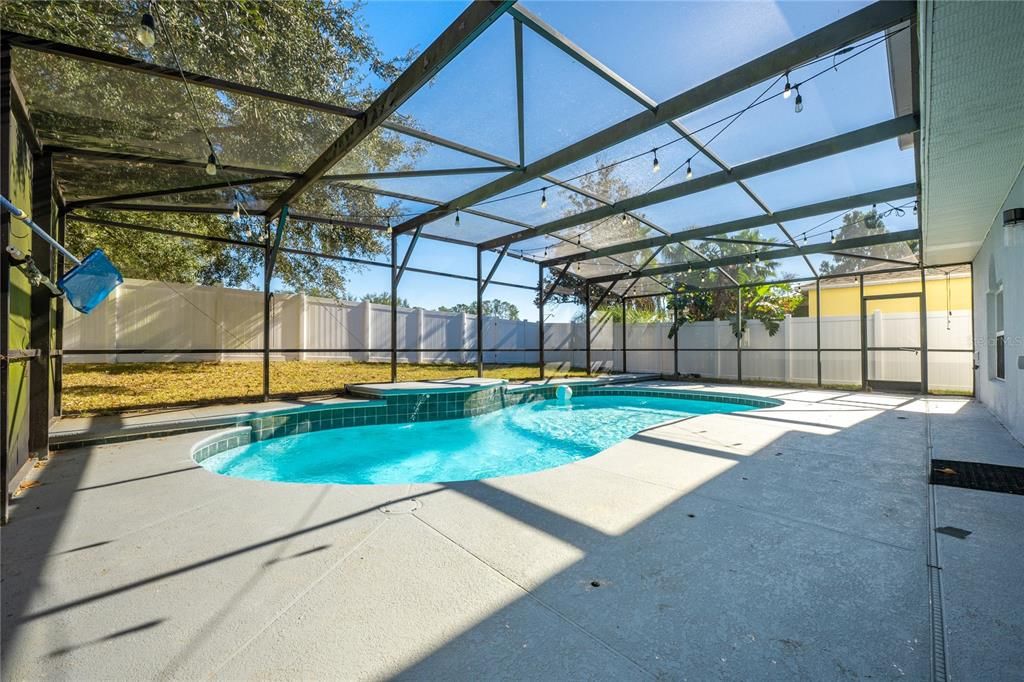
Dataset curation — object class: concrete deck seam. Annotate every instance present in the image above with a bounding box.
[209,516,389,678]
[924,400,951,682]
[408,512,657,680]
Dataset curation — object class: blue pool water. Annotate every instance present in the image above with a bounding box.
[200,395,755,485]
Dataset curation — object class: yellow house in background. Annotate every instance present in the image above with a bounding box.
[804,269,972,316]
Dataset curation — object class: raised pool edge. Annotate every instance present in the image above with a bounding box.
[191,384,782,464]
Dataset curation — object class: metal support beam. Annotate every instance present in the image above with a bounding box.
[537,263,545,379]
[672,300,679,377]
[476,248,484,377]
[1,38,11,524]
[511,3,819,276]
[262,207,288,400]
[481,244,509,291]
[859,274,867,389]
[266,1,514,220]
[391,231,398,383]
[54,212,65,415]
[514,19,526,168]
[394,0,914,236]
[66,176,286,209]
[541,266,570,306]
[69,215,257,248]
[8,71,41,154]
[815,278,822,387]
[541,184,917,266]
[14,32,522,170]
[394,226,422,287]
[484,116,919,248]
[588,229,920,284]
[83,201,386,230]
[736,287,744,384]
[585,285,592,376]
[920,266,929,394]
[28,151,52,460]
[621,298,627,373]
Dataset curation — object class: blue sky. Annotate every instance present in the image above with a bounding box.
[306,1,917,322]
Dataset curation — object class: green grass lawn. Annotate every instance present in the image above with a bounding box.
[63,361,591,415]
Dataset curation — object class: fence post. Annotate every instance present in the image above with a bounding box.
[873,309,883,381]
[416,308,425,364]
[673,301,679,377]
[783,314,792,383]
[459,312,469,365]
[815,279,822,387]
[361,299,373,363]
[621,298,627,373]
[715,319,723,379]
[298,293,307,362]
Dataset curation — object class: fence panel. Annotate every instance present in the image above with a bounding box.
[63,279,974,393]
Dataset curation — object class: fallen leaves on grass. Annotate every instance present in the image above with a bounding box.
[63,361,589,415]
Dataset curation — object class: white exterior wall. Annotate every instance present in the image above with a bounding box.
[972,165,1024,442]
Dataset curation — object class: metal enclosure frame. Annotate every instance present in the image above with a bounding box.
[3,1,980,522]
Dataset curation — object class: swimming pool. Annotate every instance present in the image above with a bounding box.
[197,394,758,485]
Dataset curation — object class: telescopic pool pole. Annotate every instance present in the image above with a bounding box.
[1,195,81,266]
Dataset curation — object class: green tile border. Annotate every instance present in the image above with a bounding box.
[189,384,782,463]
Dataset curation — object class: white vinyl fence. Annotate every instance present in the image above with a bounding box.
[64,279,973,391]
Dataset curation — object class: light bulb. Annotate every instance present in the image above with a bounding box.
[802,235,808,245]
[540,189,547,209]
[830,231,836,245]
[686,162,693,180]
[652,150,660,173]
[755,253,761,263]
[205,152,218,176]
[794,88,803,114]
[621,213,627,225]
[455,211,460,226]
[231,203,241,221]
[136,13,156,48]
[783,73,792,99]
[687,265,692,274]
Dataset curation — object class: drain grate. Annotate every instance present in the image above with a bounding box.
[930,459,1024,495]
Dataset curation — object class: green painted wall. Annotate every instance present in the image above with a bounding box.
[6,114,34,490]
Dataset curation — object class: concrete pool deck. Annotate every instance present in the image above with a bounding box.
[3,382,1023,679]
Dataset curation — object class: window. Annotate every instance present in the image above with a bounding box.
[995,288,1005,380]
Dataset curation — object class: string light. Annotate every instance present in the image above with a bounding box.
[540,188,547,209]
[205,152,218,176]
[621,213,628,225]
[802,234,808,245]
[794,86,803,113]
[231,203,241,221]
[783,71,792,99]
[686,162,693,180]
[454,210,461,226]
[136,12,157,48]
[829,230,837,244]
[651,149,660,173]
